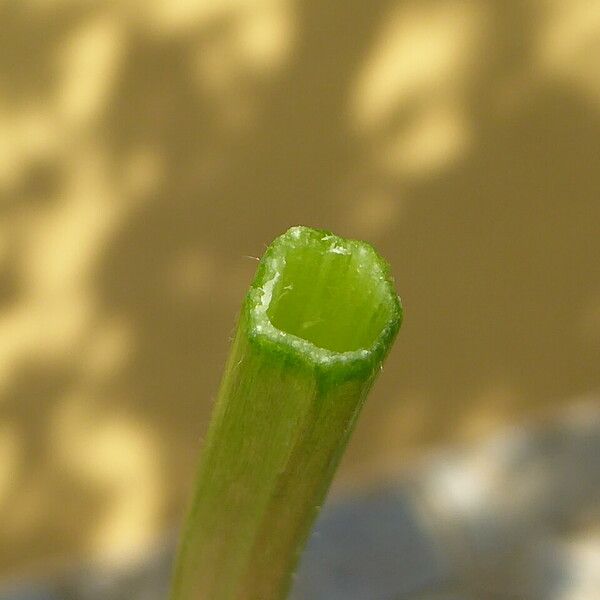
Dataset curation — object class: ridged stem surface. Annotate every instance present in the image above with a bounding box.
[170,226,402,600]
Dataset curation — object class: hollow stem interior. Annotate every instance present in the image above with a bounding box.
[266,233,395,353]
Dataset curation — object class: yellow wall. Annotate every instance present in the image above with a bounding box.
[1,0,599,577]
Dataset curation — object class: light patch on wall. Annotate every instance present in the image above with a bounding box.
[190,0,295,130]
[56,13,125,127]
[350,0,488,132]
[236,3,295,74]
[136,0,295,52]
[88,419,162,559]
[0,297,91,390]
[535,0,600,109]
[377,101,471,178]
[51,397,162,560]
[133,0,247,34]
[23,161,117,295]
[0,144,129,387]
[349,1,489,181]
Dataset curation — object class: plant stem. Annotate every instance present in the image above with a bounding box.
[170,226,402,600]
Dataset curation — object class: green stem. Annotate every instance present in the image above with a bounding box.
[170,226,402,600]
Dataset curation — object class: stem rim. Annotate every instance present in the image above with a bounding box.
[243,226,403,383]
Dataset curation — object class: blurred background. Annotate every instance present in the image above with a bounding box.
[1,0,599,598]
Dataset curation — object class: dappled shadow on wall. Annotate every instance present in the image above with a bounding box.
[0,0,599,577]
